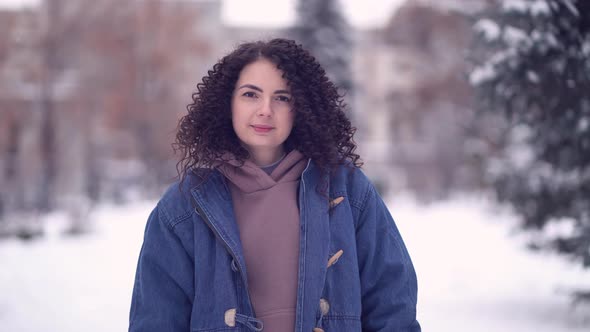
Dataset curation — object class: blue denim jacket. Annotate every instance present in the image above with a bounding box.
[129,160,420,332]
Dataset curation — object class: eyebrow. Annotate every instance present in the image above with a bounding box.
[237,84,290,95]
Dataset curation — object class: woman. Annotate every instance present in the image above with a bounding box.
[129,38,420,332]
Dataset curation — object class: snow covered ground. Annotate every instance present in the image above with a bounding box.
[0,195,589,332]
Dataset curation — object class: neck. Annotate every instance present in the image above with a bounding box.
[247,147,286,166]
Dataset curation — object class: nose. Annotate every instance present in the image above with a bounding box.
[256,98,273,117]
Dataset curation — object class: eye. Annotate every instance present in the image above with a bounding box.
[242,91,257,98]
[275,95,291,103]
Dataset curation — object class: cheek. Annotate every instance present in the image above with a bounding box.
[231,103,246,125]
[232,114,245,133]
[231,112,244,137]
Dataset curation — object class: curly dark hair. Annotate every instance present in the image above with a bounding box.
[174,38,362,181]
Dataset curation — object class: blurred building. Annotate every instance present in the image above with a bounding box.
[354,0,497,199]
[0,0,226,217]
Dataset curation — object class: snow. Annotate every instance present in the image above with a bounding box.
[469,63,497,85]
[502,0,530,14]
[390,195,590,332]
[418,0,489,15]
[541,218,577,241]
[474,18,501,42]
[527,70,540,83]
[531,29,560,49]
[530,0,551,16]
[579,118,589,133]
[1,196,589,331]
[470,29,524,86]
[503,26,530,47]
[563,0,579,17]
[502,0,551,16]
[0,202,149,332]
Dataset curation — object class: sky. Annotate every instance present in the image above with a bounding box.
[0,0,407,29]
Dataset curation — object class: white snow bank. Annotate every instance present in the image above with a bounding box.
[0,202,151,332]
[0,196,589,332]
[390,194,590,332]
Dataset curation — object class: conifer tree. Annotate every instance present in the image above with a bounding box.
[290,0,353,96]
[471,0,590,268]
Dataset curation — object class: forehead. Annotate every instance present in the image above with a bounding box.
[236,58,288,88]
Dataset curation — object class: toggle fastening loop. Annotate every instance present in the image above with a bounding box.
[235,313,264,331]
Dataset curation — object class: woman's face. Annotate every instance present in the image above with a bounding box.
[231,58,295,163]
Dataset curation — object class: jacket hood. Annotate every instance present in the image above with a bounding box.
[215,149,308,194]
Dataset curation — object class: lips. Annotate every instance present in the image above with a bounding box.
[251,124,274,133]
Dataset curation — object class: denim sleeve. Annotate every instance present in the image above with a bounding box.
[356,184,421,332]
[129,204,194,332]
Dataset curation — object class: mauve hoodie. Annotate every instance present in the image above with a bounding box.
[216,150,308,332]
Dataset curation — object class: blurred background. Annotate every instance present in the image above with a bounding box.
[0,0,589,331]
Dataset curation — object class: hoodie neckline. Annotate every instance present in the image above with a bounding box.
[215,150,308,194]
